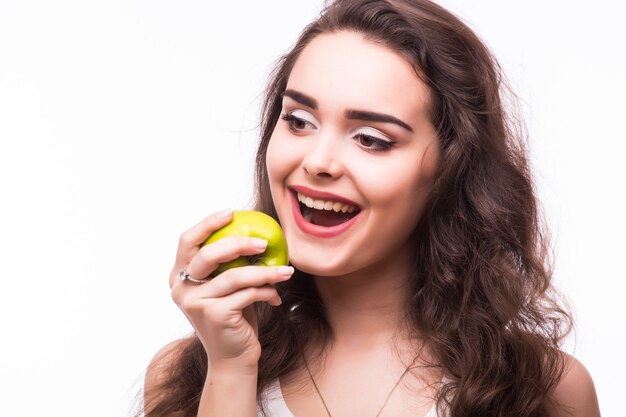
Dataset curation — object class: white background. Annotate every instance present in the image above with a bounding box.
[0,1,624,416]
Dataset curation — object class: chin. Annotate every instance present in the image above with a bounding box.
[289,250,356,278]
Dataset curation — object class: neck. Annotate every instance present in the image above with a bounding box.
[311,249,415,351]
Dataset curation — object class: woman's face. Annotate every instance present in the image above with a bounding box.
[266,31,440,277]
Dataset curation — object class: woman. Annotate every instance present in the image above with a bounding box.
[141,1,600,416]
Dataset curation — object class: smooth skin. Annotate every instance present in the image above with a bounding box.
[145,32,600,417]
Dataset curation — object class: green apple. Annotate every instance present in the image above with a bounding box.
[201,210,289,277]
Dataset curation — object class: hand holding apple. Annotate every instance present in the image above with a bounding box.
[201,210,289,277]
[170,209,292,370]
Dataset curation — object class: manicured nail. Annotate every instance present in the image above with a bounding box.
[277,266,294,276]
[216,209,232,219]
[251,238,268,249]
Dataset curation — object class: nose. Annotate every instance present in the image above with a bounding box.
[300,134,343,179]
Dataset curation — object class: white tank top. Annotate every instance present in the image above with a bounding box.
[257,378,440,417]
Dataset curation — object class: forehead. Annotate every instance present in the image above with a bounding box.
[286,31,430,119]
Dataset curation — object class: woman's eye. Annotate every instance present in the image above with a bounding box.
[281,113,315,132]
[354,133,395,153]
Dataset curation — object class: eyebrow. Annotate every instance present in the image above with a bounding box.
[282,89,414,133]
[345,109,414,133]
[282,89,318,110]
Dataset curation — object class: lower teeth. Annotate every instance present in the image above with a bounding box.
[303,209,314,223]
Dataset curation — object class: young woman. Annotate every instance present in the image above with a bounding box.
[141,1,600,416]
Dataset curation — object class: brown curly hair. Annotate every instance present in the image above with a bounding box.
[138,1,573,416]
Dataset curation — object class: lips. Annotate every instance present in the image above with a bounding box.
[296,191,359,215]
[289,185,362,208]
[288,186,363,238]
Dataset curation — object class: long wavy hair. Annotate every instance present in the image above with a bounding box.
[138,1,573,416]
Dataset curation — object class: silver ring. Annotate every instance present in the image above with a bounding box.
[179,268,210,284]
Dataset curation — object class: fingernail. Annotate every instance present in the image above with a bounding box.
[277,266,294,276]
[251,238,268,249]
[216,209,232,219]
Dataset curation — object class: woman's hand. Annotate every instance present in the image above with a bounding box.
[169,209,294,372]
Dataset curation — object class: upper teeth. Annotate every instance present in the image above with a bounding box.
[297,192,358,213]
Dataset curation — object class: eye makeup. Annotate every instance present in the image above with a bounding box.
[280,112,396,153]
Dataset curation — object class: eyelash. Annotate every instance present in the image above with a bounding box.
[281,113,311,132]
[280,113,395,153]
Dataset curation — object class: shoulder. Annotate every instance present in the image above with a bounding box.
[550,352,601,417]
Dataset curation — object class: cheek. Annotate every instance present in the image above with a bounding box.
[358,161,432,207]
[365,173,422,216]
[265,136,278,180]
[358,152,438,232]
[418,141,441,185]
[265,133,292,184]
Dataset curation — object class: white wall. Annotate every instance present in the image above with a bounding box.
[0,1,623,416]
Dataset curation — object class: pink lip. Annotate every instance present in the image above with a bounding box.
[289,185,362,208]
[289,187,362,238]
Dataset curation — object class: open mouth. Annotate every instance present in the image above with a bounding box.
[295,191,361,227]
